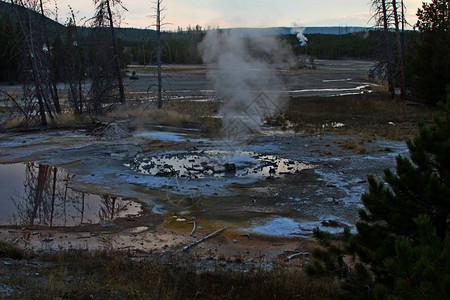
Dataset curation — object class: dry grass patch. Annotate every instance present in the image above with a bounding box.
[102,101,220,131]
[285,94,440,140]
[0,241,32,260]
[8,249,339,299]
[1,112,92,130]
[334,139,368,154]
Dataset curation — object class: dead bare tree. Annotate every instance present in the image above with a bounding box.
[156,0,163,108]
[0,89,28,118]
[392,0,406,99]
[8,0,56,125]
[371,0,407,99]
[371,0,396,98]
[92,0,127,107]
[61,7,86,115]
[37,0,62,113]
[151,0,169,109]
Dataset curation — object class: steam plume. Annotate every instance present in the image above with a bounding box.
[199,30,292,143]
[291,25,308,46]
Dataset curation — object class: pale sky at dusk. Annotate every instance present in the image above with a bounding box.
[55,0,429,30]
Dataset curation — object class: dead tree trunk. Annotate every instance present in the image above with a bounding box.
[105,0,126,106]
[66,9,85,115]
[50,167,57,227]
[28,24,49,125]
[401,0,405,47]
[392,0,406,99]
[156,0,163,109]
[10,0,58,125]
[38,0,61,113]
[382,0,396,98]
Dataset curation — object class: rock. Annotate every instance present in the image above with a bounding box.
[224,163,236,172]
[321,220,344,227]
[0,283,20,298]
[92,122,132,140]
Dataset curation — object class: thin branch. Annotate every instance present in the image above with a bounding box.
[183,227,227,251]
[0,89,28,118]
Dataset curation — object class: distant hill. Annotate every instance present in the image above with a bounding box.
[0,1,381,69]
[0,1,65,34]
[1,1,369,40]
[223,26,370,36]
[76,26,157,43]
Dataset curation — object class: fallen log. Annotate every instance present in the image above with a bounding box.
[239,233,252,240]
[183,227,227,252]
[135,248,152,255]
[189,220,197,237]
[286,252,309,261]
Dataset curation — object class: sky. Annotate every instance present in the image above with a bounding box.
[55,0,429,30]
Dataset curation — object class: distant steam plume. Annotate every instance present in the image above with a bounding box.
[291,25,308,46]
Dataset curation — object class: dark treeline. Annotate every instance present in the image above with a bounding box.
[0,12,205,83]
[0,0,209,123]
[120,30,417,65]
[0,0,385,80]
[302,31,416,60]
[1,0,447,114]
[0,12,23,82]
[120,29,205,65]
[0,0,399,83]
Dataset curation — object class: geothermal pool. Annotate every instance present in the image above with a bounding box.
[0,128,408,236]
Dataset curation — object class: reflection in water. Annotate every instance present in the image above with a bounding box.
[2,163,141,227]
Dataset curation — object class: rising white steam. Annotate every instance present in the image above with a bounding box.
[199,30,293,143]
[291,25,308,46]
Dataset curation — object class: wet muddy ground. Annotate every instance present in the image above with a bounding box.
[0,59,375,112]
[0,60,411,266]
[122,59,376,100]
[0,125,407,259]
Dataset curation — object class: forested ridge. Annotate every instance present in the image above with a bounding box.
[0,0,390,78]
